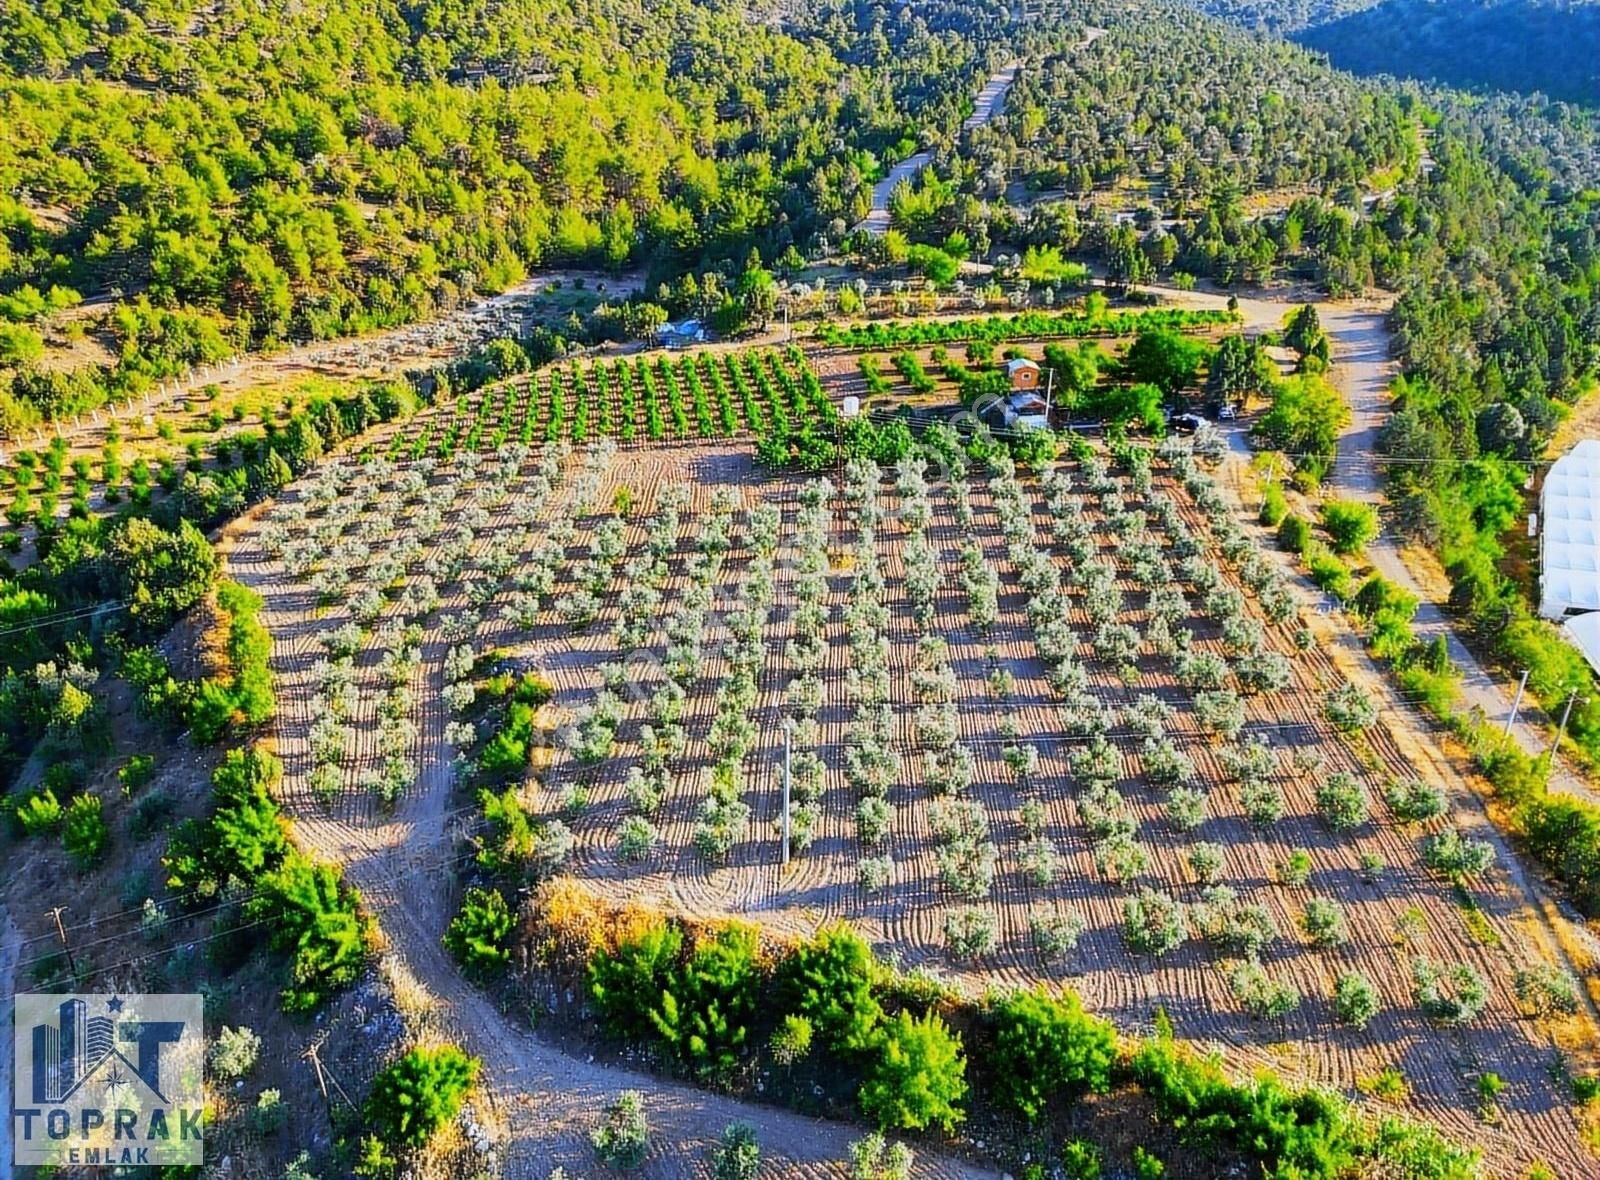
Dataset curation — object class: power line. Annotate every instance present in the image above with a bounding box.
[11,786,497,952]
[0,601,127,640]
[10,842,481,980]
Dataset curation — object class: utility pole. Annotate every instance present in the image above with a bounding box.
[305,1041,357,1112]
[47,906,76,980]
[1502,669,1530,742]
[780,721,793,867]
[1547,689,1581,771]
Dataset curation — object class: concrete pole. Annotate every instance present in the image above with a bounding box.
[781,721,792,867]
[1502,669,1530,740]
[1547,689,1581,771]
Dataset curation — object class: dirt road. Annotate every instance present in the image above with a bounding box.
[853,62,1021,236]
[0,907,19,1172]
[1317,307,1600,806]
[1140,281,1600,805]
[854,27,1105,236]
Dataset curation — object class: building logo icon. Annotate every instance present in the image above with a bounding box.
[12,993,204,1167]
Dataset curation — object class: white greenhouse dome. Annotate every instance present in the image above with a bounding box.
[1541,439,1600,620]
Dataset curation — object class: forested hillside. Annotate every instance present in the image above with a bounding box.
[2,0,1598,508]
[0,0,1014,428]
[1184,0,1600,106]
[1297,0,1600,107]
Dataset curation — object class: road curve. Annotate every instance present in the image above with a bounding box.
[1317,305,1600,805]
[853,61,1021,236]
[1139,276,1599,804]
[854,27,1105,236]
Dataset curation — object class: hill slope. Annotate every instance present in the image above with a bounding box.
[1298,0,1600,106]
[1181,0,1600,105]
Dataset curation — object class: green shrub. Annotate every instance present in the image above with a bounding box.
[1122,888,1186,956]
[14,787,64,835]
[1514,783,1600,914]
[1061,1140,1103,1180]
[943,906,998,959]
[859,1009,968,1133]
[163,746,289,900]
[252,1088,287,1134]
[588,920,684,1039]
[245,852,369,1012]
[1314,774,1369,831]
[1332,971,1381,1029]
[188,581,276,743]
[592,1090,650,1169]
[847,1132,915,1180]
[1412,957,1489,1025]
[1421,829,1496,880]
[1133,1146,1166,1179]
[63,793,109,867]
[775,924,883,1053]
[710,1122,761,1180]
[650,924,762,1081]
[1258,481,1288,527]
[118,754,157,796]
[1131,1026,1361,1178]
[1351,574,1417,622]
[1395,660,1459,720]
[1305,544,1352,600]
[1321,500,1378,555]
[1324,681,1378,732]
[1298,888,1349,947]
[479,702,539,774]
[1228,958,1301,1019]
[511,671,554,706]
[1277,514,1311,554]
[770,1013,814,1065]
[364,1044,479,1151]
[990,986,1116,1121]
[209,1025,262,1080]
[1278,848,1314,885]
[444,887,514,977]
[1369,1117,1482,1178]
[1383,778,1447,823]
[1511,963,1580,1017]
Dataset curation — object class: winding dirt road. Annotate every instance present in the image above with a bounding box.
[1140,281,1599,806]
[853,62,1022,236]
[854,27,1105,236]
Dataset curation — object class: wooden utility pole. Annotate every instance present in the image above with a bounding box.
[47,906,76,980]
[305,1043,329,1105]
[305,1041,357,1112]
